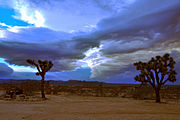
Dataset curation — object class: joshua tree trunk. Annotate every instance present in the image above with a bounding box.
[41,75,46,99]
[155,88,160,103]
[26,59,53,100]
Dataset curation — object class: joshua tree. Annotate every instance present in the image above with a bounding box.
[26,59,53,99]
[134,53,177,102]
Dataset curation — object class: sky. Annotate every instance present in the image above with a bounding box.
[0,0,180,84]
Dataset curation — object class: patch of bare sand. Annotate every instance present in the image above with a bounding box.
[0,95,180,120]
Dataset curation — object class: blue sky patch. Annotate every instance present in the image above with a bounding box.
[0,7,31,27]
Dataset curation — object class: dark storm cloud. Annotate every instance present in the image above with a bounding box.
[0,27,100,72]
[0,40,85,71]
[85,0,180,81]
[96,4,180,55]
[171,50,180,72]
[6,27,74,43]
[92,63,136,80]
[0,63,13,76]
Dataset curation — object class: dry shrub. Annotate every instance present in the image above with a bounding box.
[21,81,40,96]
[132,87,154,100]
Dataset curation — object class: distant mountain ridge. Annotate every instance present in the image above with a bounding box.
[0,79,135,87]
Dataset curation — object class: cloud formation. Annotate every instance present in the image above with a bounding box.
[80,0,180,81]
[9,0,137,32]
[0,0,180,83]
[0,63,13,76]
[0,26,99,72]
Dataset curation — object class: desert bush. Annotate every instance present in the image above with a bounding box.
[21,81,40,96]
[132,87,154,100]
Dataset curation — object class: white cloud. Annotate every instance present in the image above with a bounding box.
[0,58,36,72]
[0,0,10,6]
[0,22,30,33]
[13,0,45,27]
[0,30,6,38]
[10,0,137,32]
[0,23,11,27]
[8,65,37,72]
[80,46,112,78]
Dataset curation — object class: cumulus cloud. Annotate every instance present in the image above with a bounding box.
[9,0,137,32]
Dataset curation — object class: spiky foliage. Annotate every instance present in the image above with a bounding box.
[134,53,177,102]
[26,59,53,99]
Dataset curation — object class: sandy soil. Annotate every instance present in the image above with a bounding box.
[0,95,180,120]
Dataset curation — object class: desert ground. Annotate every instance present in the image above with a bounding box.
[0,95,180,120]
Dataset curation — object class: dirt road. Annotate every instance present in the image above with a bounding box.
[0,95,180,120]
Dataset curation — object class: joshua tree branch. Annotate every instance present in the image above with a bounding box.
[155,69,159,84]
[160,74,165,85]
[162,78,169,85]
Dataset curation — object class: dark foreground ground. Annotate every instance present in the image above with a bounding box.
[0,95,180,120]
